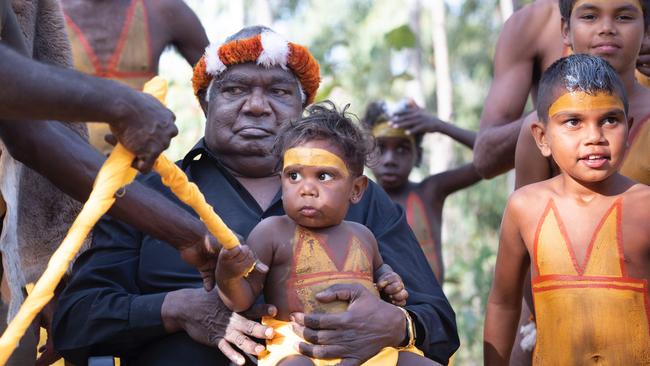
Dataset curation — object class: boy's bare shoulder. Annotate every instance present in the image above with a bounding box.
[621,182,650,211]
[509,179,554,209]
[342,220,376,243]
[250,216,295,240]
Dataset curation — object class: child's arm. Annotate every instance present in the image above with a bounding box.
[515,112,552,189]
[216,220,276,313]
[366,229,408,306]
[392,105,476,149]
[422,163,482,203]
[484,194,531,366]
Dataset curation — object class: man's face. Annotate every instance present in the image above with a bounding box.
[282,139,367,229]
[204,63,303,159]
[533,91,629,183]
[370,136,417,191]
[563,0,645,72]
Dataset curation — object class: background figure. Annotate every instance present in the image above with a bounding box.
[61,0,208,155]
[363,100,481,283]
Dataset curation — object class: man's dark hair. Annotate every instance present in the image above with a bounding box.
[537,54,628,122]
[559,0,650,28]
[274,101,373,177]
[361,100,425,148]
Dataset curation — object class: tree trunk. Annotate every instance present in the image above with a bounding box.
[427,0,454,174]
[500,0,515,22]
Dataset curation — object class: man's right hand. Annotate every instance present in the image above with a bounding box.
[107,91,178,173]
[161,288,276,365]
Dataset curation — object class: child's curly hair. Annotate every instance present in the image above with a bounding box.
[274,101,374,177]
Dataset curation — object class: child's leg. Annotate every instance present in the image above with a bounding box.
[276,354,316,366]
[397,351,443,366]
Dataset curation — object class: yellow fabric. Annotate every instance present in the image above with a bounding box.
[258,317,423,366]
[532,199,650,365]
[0,77,240,364]
[621,117,650,185]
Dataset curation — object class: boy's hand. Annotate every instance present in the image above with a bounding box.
[391,105,443,136]
[375,264,408,306]
[216,245,263,281]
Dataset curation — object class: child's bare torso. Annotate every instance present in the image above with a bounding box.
[513,175,650,363]
[262,216,380,321]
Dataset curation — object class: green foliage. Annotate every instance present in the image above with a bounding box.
[384,25,417,50]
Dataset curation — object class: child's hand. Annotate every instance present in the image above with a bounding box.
[216,245,259,281]
[375,264,408,306]
[392,105,444,135]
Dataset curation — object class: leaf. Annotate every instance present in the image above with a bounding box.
[384,24,416,50]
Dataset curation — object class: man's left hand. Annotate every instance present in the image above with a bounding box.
[291,284,407,366]
[177,234,220,291]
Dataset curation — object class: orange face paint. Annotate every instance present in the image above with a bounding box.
[372,122,416,146]
[548,91,624,118]
[283,147,349,177]
[573,0,642,13]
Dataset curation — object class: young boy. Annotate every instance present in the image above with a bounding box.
[485,54,650,365]
[516,0,650,188]
[216,103,435,366]
[363,101,481,282]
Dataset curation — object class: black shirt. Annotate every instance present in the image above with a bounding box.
[53,140,459,365]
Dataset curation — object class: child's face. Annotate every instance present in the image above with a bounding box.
[532,90,629,183]
[563,0,646,73]
[281,139,368,228]
[371,137,418,191]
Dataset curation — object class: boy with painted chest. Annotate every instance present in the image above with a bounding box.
[485,54,650,365]
[216,103,435,366]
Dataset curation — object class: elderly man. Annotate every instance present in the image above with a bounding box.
[53,26,459,366]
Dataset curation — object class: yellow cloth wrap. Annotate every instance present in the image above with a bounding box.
[0,76,241,365]
[258,317,423,366]
[371,122,415,146]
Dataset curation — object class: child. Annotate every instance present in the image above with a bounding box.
[485,54,650,365]
[516,0,650,188]
[363,101,481,282]
[216,103,434,366]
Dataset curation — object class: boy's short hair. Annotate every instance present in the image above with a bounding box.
[361,101,425,148]
[274,101,373,177]
[559,0,650,28]
[537,54,628,122]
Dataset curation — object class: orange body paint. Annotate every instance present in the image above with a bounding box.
[548,91,624,118]
[283,147,349,177]
[531,199,650,364]
[573,0,643,12]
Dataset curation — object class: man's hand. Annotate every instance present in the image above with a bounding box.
[161,288,276,365]
[107,91,178,173]
[637,35,650,77]
[291,284,407,366]
[216,245,259,281]
[35,297,61,366]
[375,264,408,307]
[391,106,442,136]
[177,234,220,291]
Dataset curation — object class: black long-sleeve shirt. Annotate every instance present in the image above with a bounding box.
[52,140,459,365]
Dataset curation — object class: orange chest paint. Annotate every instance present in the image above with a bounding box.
[64,0,155,90]
[531,199,650,365]
[621,115,650,185]
[287,227,376,314]
[405,192,440,276]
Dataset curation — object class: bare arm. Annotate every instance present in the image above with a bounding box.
[514,112,552,189]
[0,44,177,172]
[0,119,220,288]
[392,106,476,149]
[156,0,208,66]
[216,219,274,312]
[484,194,530,365]
[0,0,29,56]
[474,8,540,179]
[423,163,482,203]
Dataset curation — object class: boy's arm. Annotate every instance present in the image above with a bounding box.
[514,112,552,189]
[392,106,476,149]
[216,219,275,312]
[474,7,541,179]
[484,194,530,366]
[422,163,482,202]
[155,0,209,66]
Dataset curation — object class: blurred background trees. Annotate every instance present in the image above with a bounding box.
[159,0,533,363]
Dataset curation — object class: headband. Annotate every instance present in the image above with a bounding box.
[192,31,320,105]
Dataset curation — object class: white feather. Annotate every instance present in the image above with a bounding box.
[258,31,289,69]
[205,42,226,75]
